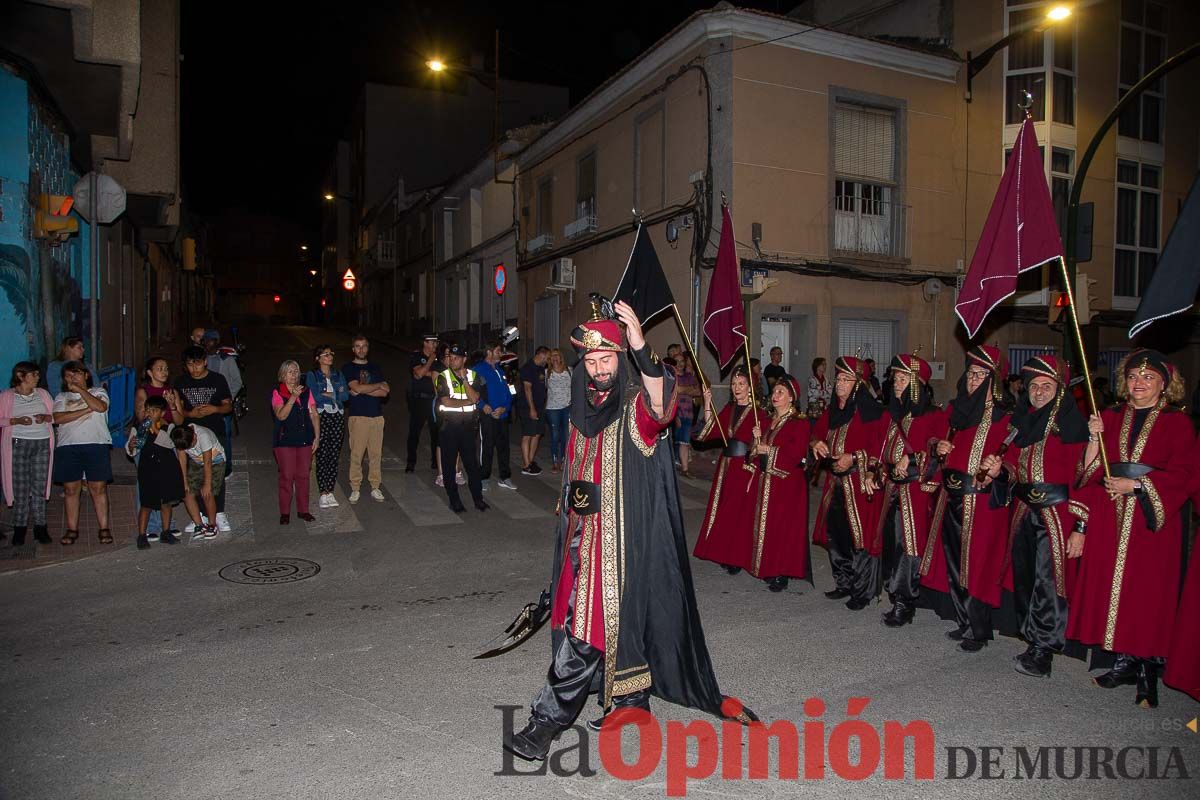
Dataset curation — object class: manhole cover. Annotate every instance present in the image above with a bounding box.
[219,558,320,585]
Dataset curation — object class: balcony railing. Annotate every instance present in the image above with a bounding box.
[832,197,910,260]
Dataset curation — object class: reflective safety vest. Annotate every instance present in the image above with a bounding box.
[437,369,478,416]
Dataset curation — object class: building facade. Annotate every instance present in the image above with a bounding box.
[511,1,1199,401]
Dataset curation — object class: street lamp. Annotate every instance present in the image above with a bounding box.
[323,192,335,201]
[965,5,1072,101]
[425,29,509,185]
[300,244,308,251]
[426,59,446,72]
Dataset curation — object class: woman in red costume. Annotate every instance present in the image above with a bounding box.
[693,366,763,574]
[1070,349,1194,708]
[746,374,812,592]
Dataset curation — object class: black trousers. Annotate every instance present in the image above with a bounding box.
[940,493,993,641]
[531,523,650,727]
[1011,508,1068,651]
[439,420,482,508]
[479,414,511,481]
[826,484,881,602]
[881,494,921,607]
[406,394,439,469]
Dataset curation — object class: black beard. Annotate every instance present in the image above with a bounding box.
[590,374,616,392]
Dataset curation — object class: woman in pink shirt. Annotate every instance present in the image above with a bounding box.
[271,360,320,525]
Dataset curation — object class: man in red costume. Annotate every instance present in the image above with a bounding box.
[503,298,753,762]
[925,345,1014,652]
[981,355,1089,677]
[811,356,886,611]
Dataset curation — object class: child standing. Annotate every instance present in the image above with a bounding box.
[170,422,226,541]
[126,395,184,549]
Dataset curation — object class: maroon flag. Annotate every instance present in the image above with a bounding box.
[703,205,746,368]
[955,118,1063,339]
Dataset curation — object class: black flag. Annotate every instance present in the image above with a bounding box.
[1130,173,1200,338]
[613,224,675,324]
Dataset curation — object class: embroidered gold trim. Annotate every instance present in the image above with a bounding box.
[1141,476,1165,532]
[701,458,728,540]
[921,491,947,577]
[900,486,918,557]
[600,407,623,707]
[959,397,995,588]
[613,672,652,696]
[571,433,596,643]
[613,663,647,676]
[1040,507,1067,598]
[627,396,657,458]
[1068,499,1089,521]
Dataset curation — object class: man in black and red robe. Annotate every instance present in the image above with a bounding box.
[982,355,1089,677]
[503,299,753,762]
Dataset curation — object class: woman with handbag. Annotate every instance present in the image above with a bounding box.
[272,360,320,525]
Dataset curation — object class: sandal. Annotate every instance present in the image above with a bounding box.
[97,528,114,545]
[61,529,79,546]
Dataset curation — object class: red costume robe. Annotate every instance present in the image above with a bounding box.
[921,409,1014,608]
[692,402,764,570]
[875,407,944,578]
[1067,403,1193,659]
[748,411,811,580]
[811,407,885,556]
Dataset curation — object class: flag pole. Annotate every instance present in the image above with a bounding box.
[671,304,727,446]
[1057,254,1110,479]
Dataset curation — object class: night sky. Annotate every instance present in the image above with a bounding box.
[180,0,789,236]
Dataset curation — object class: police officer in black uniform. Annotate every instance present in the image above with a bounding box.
[435,344,488,512]
[406,334,441,472]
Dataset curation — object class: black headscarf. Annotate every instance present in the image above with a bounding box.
[886,379,933,423]
[1010,389,1089,447]
[948,372,1012,431]
[828,379,884,429]
[569,355,631,438]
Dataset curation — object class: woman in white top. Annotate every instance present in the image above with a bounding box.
[544,349,572,473]
[52,360,113,545]
[0,361,56,546]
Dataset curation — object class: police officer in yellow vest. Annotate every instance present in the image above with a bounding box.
[436,343,488,512]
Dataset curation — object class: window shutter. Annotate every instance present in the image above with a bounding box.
[834,104,896,184]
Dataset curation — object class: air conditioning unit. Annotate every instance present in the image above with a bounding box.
[550,258,575,290]
[528,233,554,253]
[564,213,598,239]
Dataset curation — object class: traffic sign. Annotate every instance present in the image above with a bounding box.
[72,173,126,224]
[343,268,357,291]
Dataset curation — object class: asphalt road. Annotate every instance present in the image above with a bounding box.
[1,325,1196,800]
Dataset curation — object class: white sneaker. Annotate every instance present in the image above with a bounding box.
[497,478,517,491]
[326,493,340,507]
[349,490,361,504]
[184,516,209,534]
[318,493,331,508]
[435,475,444,488]
[216,512,231,532]
[370,488,385,502]
[455,471,466,486]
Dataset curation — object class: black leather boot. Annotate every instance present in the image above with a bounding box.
[824,587,850,600]
[1093,653,1139,689]
[1135,660,1160,709]
[11,526,27,546]
[503,715,562,762]
[587,691,651,732]
[882,603,915,628]
[1014,646,1053,678]
[767,576,789,592]
[722,564,742,575]
[33,525,51,544]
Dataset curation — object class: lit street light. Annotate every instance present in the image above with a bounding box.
[323,192,335,201]
[965,5,1072,100]
[300,244,308,251]
[426,59,446,72]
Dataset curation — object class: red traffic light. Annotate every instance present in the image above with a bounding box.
[320,298,327,308]
[273,294,281,304]
[1054,293,1070,307]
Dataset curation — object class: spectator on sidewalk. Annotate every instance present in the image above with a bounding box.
[171,422,225,541]
[272,360,319,525]
[0,361,55,546]
[306,344,349,509]
[342,334,389,504]
[44,337,95,396]
[476,339,516,490]
[125,395,183,549]
[517,346,550,475]
[808,357,831,413]
[202,330,242,480]
[675,352,701,478]
[51,361,112,546]
[544,349,572,474]
[134,356,185,539]
[406,334,441,473]
[174,346,233,533]
[764,347,787,389]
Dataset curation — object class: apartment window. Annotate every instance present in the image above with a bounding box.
[634,108,664,212]
[1113,158,1160,302]
[1004,2,1075,125]
[536,176,553,236]
[576,151,597,220]
[833,102,904,259]
[379,227,395,262]
[1118,0,1166,143]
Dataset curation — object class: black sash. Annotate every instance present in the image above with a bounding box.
[1110,461,1155,479]
[942,469,988,495]
[567,480,600,516]
[1014,482,1069,508]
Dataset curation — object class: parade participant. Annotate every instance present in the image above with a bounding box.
[747,374,811,592]
[435,344,487,512]
[692,366,761,575]
[1069,349,1192,708]
[504,298,754,762]
[1164,463,1200,702]
[406,334,440,473]
[925,345,1014,652]
[810,356,885,610]
[981,356,1089,677]
[876,352,943,627]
